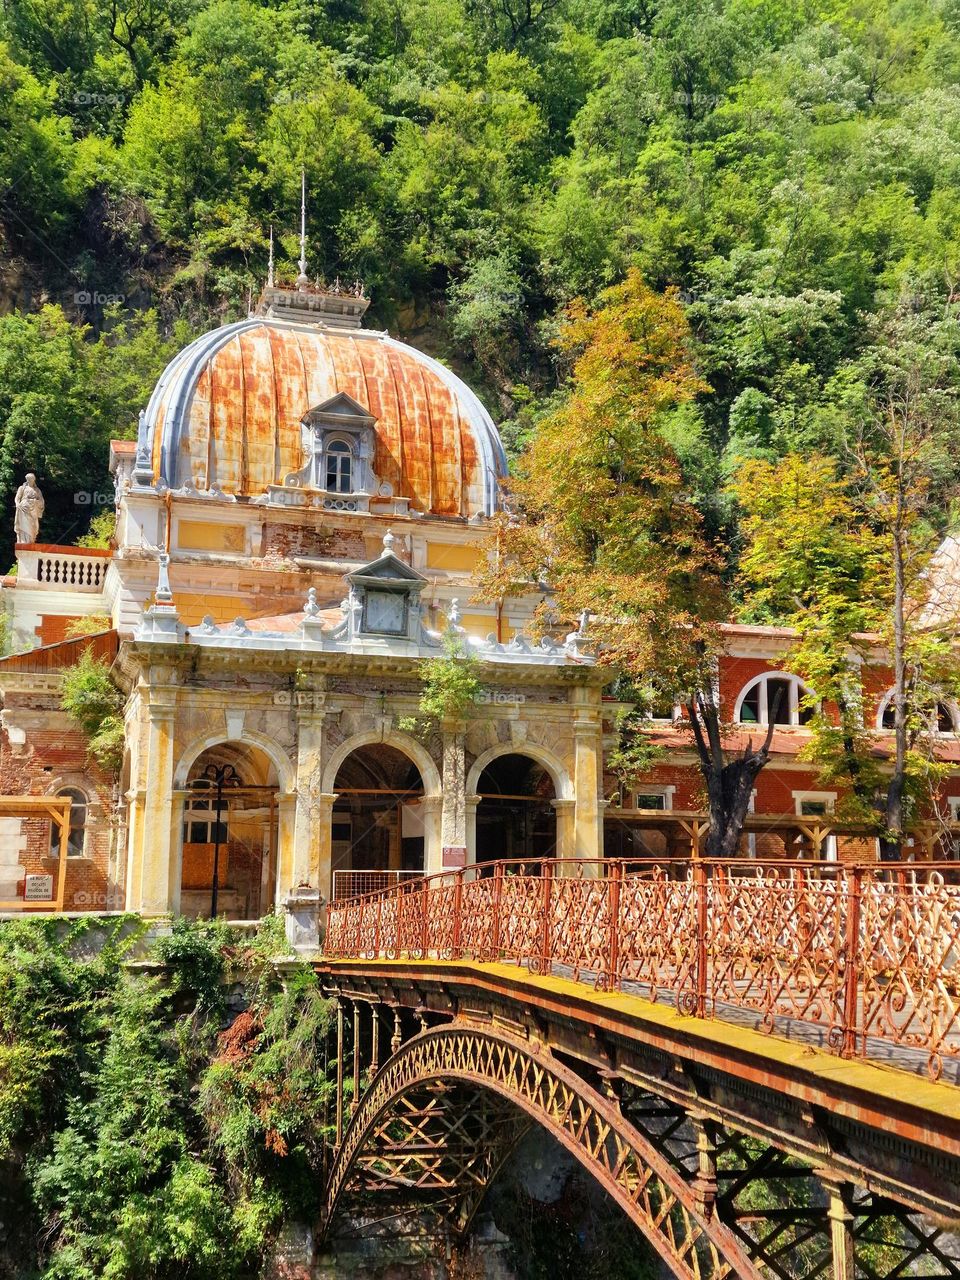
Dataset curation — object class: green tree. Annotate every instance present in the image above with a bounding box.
[731,302,960,853]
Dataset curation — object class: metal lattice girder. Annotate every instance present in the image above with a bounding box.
[324,1022,769,1280]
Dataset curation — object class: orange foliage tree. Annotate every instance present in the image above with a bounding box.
[477,269,778,857]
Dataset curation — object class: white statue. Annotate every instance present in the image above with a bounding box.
[14,473,44,544]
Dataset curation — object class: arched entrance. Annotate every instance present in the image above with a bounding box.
[180,742,280,920]
[473,752,557,864]
[332,743,426,900]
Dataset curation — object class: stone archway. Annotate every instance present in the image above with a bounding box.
[178,740,281,920]
[466,745,572,865]
[324,732,442,900]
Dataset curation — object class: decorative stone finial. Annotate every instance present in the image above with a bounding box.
[296,167,309,290]
[383,528,396,553]
[13,473,43,545]
[267,223,275,289]
[155,551,173,603]
[304,586,320,617]
[564,608,591,654]
[447,598,462,630]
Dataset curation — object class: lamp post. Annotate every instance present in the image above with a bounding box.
[198,762,241,919]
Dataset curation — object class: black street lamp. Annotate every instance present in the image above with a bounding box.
[197,762,241,918]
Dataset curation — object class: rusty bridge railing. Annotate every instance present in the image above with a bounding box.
[325,858,960,1080]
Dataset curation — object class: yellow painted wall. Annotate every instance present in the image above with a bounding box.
[174,593,253,625]
[425,542,481,572]
[178,520,246,553]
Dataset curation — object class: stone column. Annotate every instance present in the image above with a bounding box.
[317,793,340,900]
[552,799,576,861]
[465,795,481,865]
[275,791,299,902]
[135,689,178,915]
[292,699,327,893]
[439,718,467,869]
[421,796,443,876]
[571,687,604,862]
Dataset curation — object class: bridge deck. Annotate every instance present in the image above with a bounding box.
[319,955,960,1153]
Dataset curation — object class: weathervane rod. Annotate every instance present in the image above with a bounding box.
[297,166,308,287]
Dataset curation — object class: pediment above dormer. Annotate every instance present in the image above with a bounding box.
[301,392,376,428]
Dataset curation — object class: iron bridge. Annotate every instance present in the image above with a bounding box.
[317,857,960,1279]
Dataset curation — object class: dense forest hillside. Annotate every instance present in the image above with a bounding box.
[2,0,960,554]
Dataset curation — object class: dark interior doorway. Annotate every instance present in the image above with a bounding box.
[475,752,557,864]
[332,743,425,898]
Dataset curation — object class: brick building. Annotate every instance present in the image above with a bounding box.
[1,272,957,919]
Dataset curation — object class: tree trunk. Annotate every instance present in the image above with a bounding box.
[687,691,777,859]
[883,518,908,860]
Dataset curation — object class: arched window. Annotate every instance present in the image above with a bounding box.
[51,787,87,857]
[878,694,958,734]
[735,673,814,727]
[325,440,353,494]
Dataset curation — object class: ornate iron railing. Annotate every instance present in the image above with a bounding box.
[325,858,960,1080]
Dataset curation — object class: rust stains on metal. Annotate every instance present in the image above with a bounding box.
[151,323,495,517]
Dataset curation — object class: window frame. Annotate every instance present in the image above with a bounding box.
[627,785,675,812]
[733,672,814,727]
[324,438,354,495]
[51,787,89,858]
[792,790,838,861]
[876,690,959,735]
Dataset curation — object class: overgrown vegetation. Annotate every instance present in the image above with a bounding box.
[5,0,960,562]
[0,915,334,1280]
[399,629,485,734]
[59,648,125,772]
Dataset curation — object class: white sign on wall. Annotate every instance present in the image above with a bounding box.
[24,874,54,901]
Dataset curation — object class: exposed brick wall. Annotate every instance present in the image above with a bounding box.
[260,523,366,565]
[36,615,82,646]
[0,692,119,911]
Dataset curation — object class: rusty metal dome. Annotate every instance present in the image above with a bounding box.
[141,313,507,518]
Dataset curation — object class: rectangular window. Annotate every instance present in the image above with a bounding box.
[183,814,228,843]
[633,792,667,811]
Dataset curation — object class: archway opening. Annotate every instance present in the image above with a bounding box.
[181,742,279,920]
[475,752,556,864]
[332,743,425,899]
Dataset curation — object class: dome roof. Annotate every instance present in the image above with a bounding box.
[142,314,507,518]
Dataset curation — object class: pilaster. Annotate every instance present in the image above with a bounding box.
[421,795,443,876]
[571,686,604,861]
[440,717,467,868]
[292,695,328,894]
[135,690,178,914]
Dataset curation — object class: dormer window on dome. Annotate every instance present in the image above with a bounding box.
[280,392,379,512]
[326,440,352,494]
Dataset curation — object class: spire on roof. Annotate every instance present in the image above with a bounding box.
[267,224,274,288]
[296,167,309,290]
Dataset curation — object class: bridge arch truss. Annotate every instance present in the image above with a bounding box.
[323,1006,960,1280]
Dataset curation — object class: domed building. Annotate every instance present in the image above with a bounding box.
[0,276,606,931]
[2,273,957,931]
